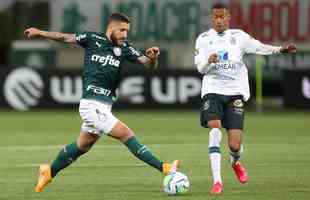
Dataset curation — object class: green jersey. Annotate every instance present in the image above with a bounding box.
[75,31,142,104]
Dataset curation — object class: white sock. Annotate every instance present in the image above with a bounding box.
[208,128,222,184]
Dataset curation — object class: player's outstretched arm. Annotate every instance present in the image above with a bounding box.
[24,27,77,44]
[137,47,160,70]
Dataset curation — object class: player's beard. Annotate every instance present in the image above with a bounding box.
[110,31,126,46]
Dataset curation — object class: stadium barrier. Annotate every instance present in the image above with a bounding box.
[283,69,310,109]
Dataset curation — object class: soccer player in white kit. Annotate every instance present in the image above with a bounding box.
[194,3,297,194]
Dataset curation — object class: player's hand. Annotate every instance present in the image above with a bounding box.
[146,47,160,60]
[208,53,219,64]
[24,27,42,39]
[280,43,297,54]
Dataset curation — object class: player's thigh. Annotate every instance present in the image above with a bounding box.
[222,97,245,130]
[200,93,224,128]
[79,99,119,136]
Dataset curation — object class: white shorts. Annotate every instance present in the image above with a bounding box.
[79,99,118,135]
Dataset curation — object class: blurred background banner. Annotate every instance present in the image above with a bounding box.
[4,0,310,69]
[0,67,203,111]
[50,0,310,68]
[283,69,310,109]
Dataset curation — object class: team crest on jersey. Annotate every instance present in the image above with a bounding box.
[113,47,122,57]
[233,99,243,108]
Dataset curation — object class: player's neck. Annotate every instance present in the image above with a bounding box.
[214,28,228,34]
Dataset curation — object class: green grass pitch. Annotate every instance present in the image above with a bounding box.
[0,110,309,200]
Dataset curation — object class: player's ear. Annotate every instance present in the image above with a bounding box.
[226,10,231,20]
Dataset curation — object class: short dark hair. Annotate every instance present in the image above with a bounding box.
[212,3,228,10]
[107,12,131,25]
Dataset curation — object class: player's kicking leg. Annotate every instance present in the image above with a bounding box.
[35,131,99,192]
[109,120,180,175]
[228,129,248,184]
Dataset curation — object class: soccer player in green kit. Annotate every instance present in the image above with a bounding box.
[24,12,179,193]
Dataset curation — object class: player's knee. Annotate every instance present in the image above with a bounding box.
[209,128,222,147]
[229,141,241,152]
[208,120,222,128]
[77,140,94,153]
[77,132,99,153]
[110,121,135,143]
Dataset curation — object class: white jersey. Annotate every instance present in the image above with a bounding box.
[194,29,281,101]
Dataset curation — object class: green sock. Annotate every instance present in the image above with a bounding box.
[51,142,85,177]
[124,136,163,172]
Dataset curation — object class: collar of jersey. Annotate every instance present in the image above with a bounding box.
[210,29,227,37]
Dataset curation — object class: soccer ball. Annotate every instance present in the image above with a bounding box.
[163,171,190,195]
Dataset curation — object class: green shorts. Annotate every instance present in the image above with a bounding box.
[200,93,245,130]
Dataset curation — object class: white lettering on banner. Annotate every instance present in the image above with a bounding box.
[119,77,145,103]
[2,69,202,110]
[179,77,201,103]
[4,67,44,111]
[152,78,177,103]
[50,76,82,103]
[119,76,201,104]
[151,77,201,104]
[302,77,310,99]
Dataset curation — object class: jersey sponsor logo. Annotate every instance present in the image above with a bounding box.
[202,100,210,111]
[213,63,237,72]
[4,67,44,111]
[233,99,244,115]
[91,54,120,67]
[233,99,244,108]
[234,107,244,115]
[87,84,112,96]
[217,50,229,61]
[76,34,86,42]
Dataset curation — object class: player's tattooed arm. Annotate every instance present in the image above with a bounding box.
[24,27,77,44]
[137,47,160,70]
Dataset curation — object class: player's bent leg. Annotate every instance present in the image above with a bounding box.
[228,129,248,184]
[208,120,223,194]
[35,131,99,193]
[50,132,99,177]
[109,120,179,175]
